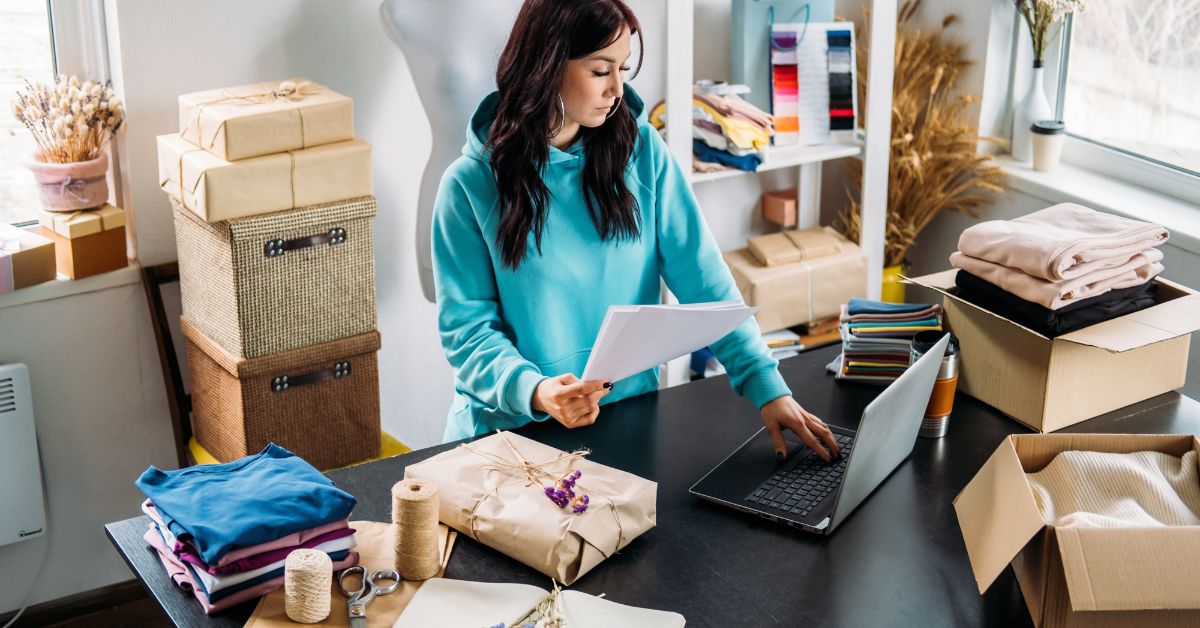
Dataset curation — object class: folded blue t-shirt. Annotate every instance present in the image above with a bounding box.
[847,298,936,316]
[136,444,356,564]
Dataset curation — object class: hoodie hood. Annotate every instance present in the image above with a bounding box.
[462,83,647,163]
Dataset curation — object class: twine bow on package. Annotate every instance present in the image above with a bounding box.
[403,431,657,584]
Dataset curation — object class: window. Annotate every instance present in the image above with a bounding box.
[1,0,55,226]
[1059,1,1200,187]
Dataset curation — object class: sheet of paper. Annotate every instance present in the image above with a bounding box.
[561,590,686,627]
[392,579,686,628]
[391,578,547,628]
[581,300,756,382]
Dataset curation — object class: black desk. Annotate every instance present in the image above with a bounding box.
[106,345,1200,628]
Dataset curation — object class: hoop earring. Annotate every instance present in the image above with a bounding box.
[549,94,566,138]
[605,96,622,121]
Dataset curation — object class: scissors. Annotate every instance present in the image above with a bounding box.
[338,565,401,628]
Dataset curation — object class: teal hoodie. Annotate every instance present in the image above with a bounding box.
[432,85,791,441]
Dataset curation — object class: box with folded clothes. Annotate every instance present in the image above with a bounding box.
[908,203,1200,432]
[37,204,127,279]
[907,270,1200,432]
[173,196,378,359]
[181,317,381,470]
[955,433,1200,628]
[725,226,868,332]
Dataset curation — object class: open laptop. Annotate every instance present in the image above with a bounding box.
[690,334,949,535]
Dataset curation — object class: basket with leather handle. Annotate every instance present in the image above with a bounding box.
[181,316,381,470]
[173,195,378,359]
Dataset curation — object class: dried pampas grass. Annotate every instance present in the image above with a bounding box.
[838,0,1006,267]
[12,75,124,164]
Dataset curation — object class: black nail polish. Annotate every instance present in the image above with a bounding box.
[603,382,613,389]
[776,451,785,462]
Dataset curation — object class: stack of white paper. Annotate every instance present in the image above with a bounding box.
[580,301,757,383]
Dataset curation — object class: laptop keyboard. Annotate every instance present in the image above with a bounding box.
[745,434,855,518]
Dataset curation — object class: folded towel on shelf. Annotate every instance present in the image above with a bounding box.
[950,249,1164,310]
[957,203,1168,282]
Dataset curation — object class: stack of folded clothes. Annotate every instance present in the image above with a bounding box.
[950,203,1168,337]
[649,86,774,173]
[833,298,942,383]
[135,444,359,614]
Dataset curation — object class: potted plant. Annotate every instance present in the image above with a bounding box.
[838,0,1006,302]
[12,75,125,212]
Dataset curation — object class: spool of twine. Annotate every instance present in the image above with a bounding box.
[284,549,332,624]
[392,479,440,580]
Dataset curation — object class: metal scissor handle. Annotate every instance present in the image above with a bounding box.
[338,565,401,604]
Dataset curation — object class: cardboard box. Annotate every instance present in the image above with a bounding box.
[955,433,1200,628]
[157,134,373,223]
[725,229,868,332]
[907,270,1200,432]
[0,226,56,293]
[747,227,846,267]
[761,188,797,226]
[179,78,354,162]
[37,204,126,279]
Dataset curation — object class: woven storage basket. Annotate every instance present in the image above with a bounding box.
[181,316,381,470]
[173,195,378,359]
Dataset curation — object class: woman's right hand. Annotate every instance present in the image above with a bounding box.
[531,373,612,429]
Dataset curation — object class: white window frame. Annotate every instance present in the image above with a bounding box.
[45,0,127,210]
[1048,13,1200,207]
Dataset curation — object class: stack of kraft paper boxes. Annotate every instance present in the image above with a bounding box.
[157,78,380,470]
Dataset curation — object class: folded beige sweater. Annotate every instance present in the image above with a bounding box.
[957,203,1168,282]
[949,248,1164,310]
[1028,450,1200,528]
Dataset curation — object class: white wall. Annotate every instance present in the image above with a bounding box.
[0,283,177,611]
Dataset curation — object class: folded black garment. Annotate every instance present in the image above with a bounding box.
[954,270,1159,338]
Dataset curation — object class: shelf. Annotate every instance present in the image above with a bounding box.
[689,140,864,184]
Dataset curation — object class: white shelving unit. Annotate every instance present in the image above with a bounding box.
[659,1,897,388]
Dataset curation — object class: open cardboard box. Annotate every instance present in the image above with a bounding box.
[955,433,1200,628]
[906,270,1200,432]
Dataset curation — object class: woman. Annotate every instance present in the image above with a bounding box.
[431,0,840,462]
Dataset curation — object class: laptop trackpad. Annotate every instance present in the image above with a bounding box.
[734,430,804,469]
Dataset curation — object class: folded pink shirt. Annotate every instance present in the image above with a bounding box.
[142,525,358,615]
[949,248,1165,310]
[956,203,1168,282]
[142,500,349,569]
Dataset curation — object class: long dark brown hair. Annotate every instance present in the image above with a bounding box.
[488,0,645,269]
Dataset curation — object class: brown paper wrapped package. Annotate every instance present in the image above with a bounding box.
[246,521,456,628]
[157,134,372,223]
[747,226,845,267]
[726,231,869,332]
[179,78,354,162]
[404,431,658,585]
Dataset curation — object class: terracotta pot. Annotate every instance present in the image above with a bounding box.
[24,152,109,212]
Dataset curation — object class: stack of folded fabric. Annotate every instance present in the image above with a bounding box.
[950,203,1168,337]
[135,444,359,614]
[834,298,942,383]
[649,85,774,173]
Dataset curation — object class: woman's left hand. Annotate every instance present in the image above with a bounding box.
[760,396,841,462]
